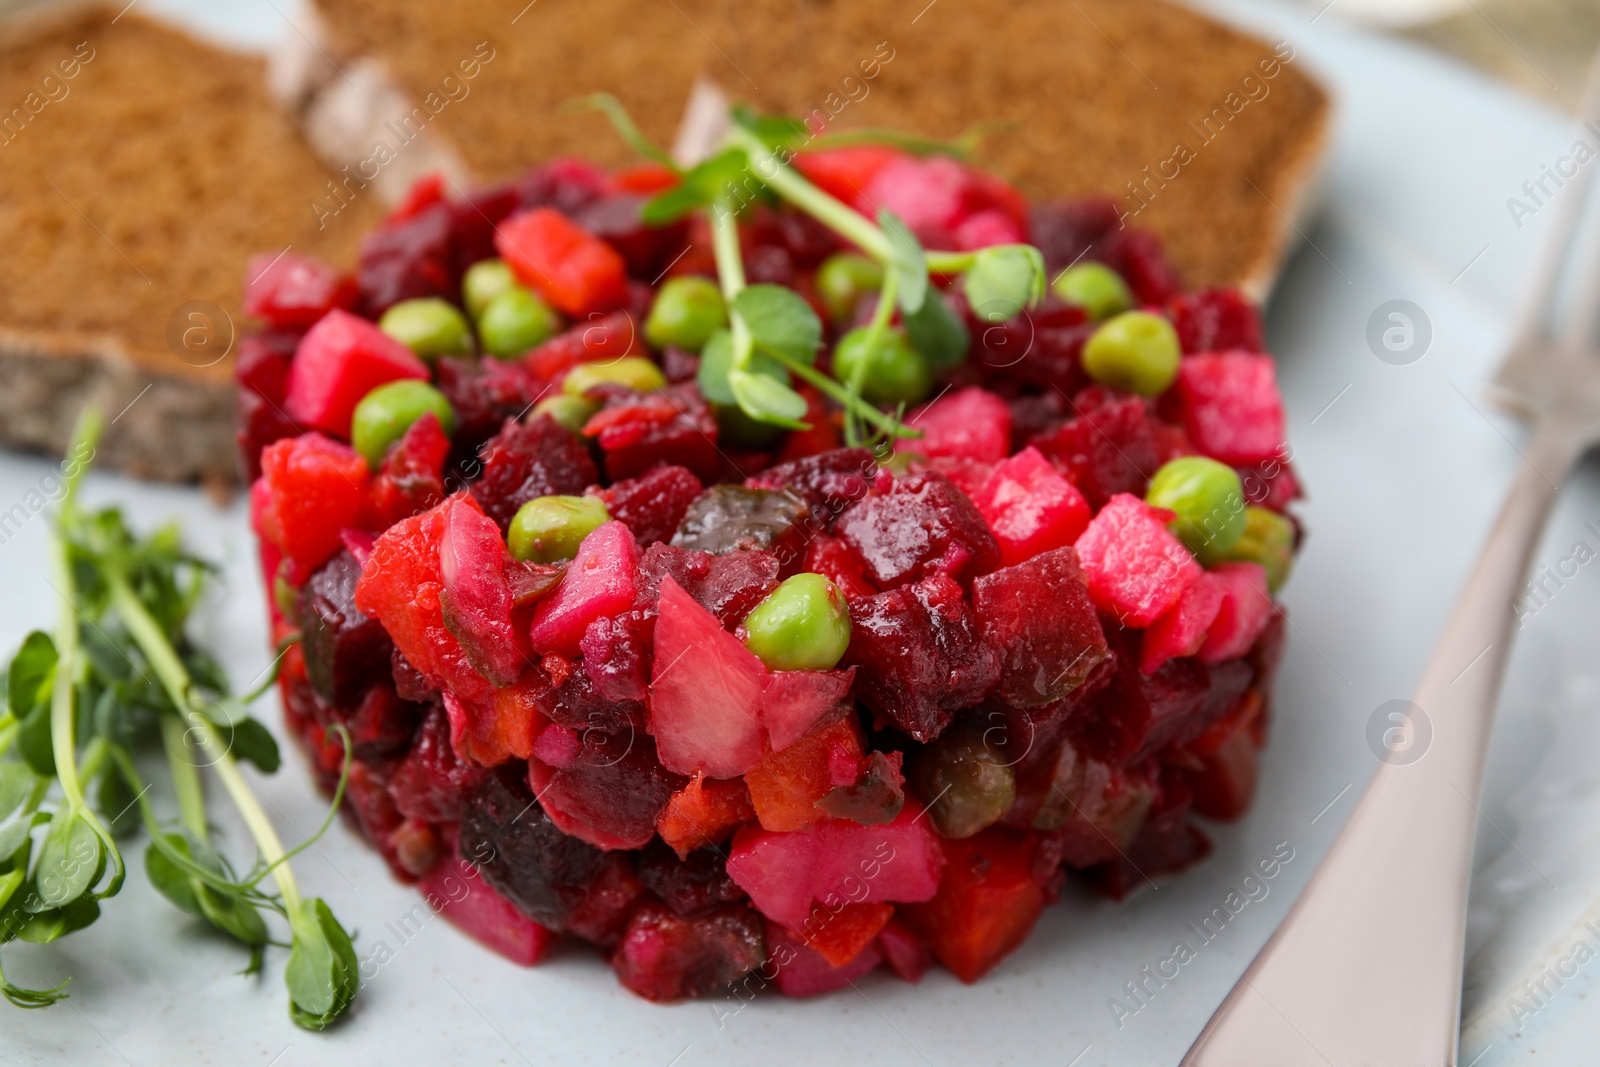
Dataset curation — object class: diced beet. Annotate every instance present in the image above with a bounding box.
[790,900,894,968]
[649,576,766,777]
[391,645,437,704]
[1176,353,1286,465]
[834,471,1000,589]
[636,543,780,627]
[954,209,1027,251]
[572,193,689,280]
[525,310,640,380]
[1198,562,1274,663]
[966,296,1093,391]
[613,901,767,1002]
[1237,457,1302,514]
[907,387,1012,464]
[1142,571,1225,674]
[389,704,485,823]
[973,446,1091,566]
[1184,691,1264,821]
[634,841,746,917]
[878,916,932,983]
[900,828,1047,984]
[1089,779,1211,900]
[747,448,874,515]
[439,495,526,687]
[922,455,996,503]
[973,548,1109,707]
[243,252,354,329]
[745,716,865,832]
[579,609,653,703]
[766,919,884,997]
[418,851,556,966]
[726,802,945,927]
[1078,626,1248,763]
[450,183,521,271]
[814,750,907,827]
[285,309,430,437]
[1170,288,1263,354]
[762,669,855,752]
[793,146,906,212]
[1030,388,1160,508]
[803,536,878,601]
[1029,740,1156,862]
[256,433,370,574]
[864,156,993,248]
[298,549,393,707]
[366,410,451,527]
[1029,198,1121,275]
[236,333,302,480]
[1099,228,1181,305]
[845,574,1000,742]
[536,661,643,736]
[334,682,421,762]
[357,202,457,315]
[596,465,703,547]
[670,486,809,558]
[341,760,405,871]
[1074,493,1201,627]
[658,774,757,859]
[470,416,600,532]
[585,385,721,484]
[527,727,683,850]
[528,521,640,657]
[517,157,609,214]
[495,206,628,316]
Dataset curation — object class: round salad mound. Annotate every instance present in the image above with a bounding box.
[236,127,1300,1002]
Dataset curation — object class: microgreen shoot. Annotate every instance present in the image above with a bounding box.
[0,412,357,1028]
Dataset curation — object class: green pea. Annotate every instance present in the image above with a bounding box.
[530,394,599,436]
[1051,262,1133,321]
[350,380,456,468]
[378,298,473,360]
[1081,310,1180,396]
[1146,456,1246,557]
[815,253,885,323]
[831,326,931,407]
[963,244,1044,324]
[1218,506,1295,591]
[507,495,610,563]
[910,722,1016,840]
[479,288,562,359]
[563,357,667,397]
[463,258,518,320]
[741,573,851,672]
[644,276,727,352]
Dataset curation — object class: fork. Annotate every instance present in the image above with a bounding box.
[1182,63,1600,1067]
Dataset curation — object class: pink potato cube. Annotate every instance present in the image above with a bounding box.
[907,386,1013,464]
[973,446,1091,566]
[1198,562,1274,663]
[1074,493,1201,627]
[1141,570,1226,674]
[528,520,640,657]
[1177,352,1286,465]
[285,309,430,437]
[417,854,556,967]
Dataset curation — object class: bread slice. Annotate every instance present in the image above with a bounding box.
[0,3,380,485]
[292,0,1328,297]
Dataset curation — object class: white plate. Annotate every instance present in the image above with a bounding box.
[2,1,1596,1063]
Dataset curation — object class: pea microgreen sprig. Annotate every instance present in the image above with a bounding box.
[0,411,357,1029]
[580,96,1051,443]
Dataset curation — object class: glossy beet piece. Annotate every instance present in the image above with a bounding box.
[528,520,640,657]
[572,193,689,279]
[973,446,1091,567]
[470,415,600,532]
[495,206,628,316]
[525,310,640,380]
[834,471,1000,589]
[1030,388,1161,509]
[803,535,878,601]
[1171,288,1263,354]
[244,252,354,329]
[256,433,370,574]
[527,724,682,851]
[634,841,746,917]
[578,609,653,703]
[900,828,1047,983]
[612,901,766,1002]
[1176,352,1286,465]
[907,388,1012,464]
[433,356,544,464]
[388,704,485,823]
[845,574,1000,742]
[298,549,393,707]
[762,669,854,752]
[1074,493,1201,628]
[367,410,450,527]
[636,543,780,627]
[285,309,430,437]
[235,333,301,480]
[418,850,556,966]
[658,774,756,859]
[586,385,721,484]
[335,682,422,762]
[438,495,525,687]
[649,576,766,778]
[973,548,1108,707]
[746,447,874,516]
[670,486,809,558]
[358,202,457,315]
[1184,690,1264,821]
[1081,627,1253,764]
[1100,228,1182,306]
[966,297,1093,392]
[1028,740,1156,864]
[1142,570,1226,674]
[596,465,703,548]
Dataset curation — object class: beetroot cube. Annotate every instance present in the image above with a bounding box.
[336,683,423,762]
[907,387,1012,464]
[972,547,1108,707]
[388,704,485,823]
[1030,742,1156,862]
[298,549,393,708]
[1099,228,1182,306]
[1089,780,1211,900]
[636,542,781,628]
[438,495,526,687]
[470,415,600,532]
[1074,493,1200,627]
[649,576,766,778]
[586,385,721,484]
[597,465,703,548]
[834,471,1000,589]
[357,202,457,315]
[417,851,556,966]
[1141,570,1225,674]
[529,520,640,657]
[612,901,767,1001]
[973,446,1091,566]
[285,309,430,438]
[878,917,932,983]
[256,432,370,574]
[1170,288,1263,354]
[746,447,874,515]
[579,609,653,703]
[762,668,855,752]
[243,252,354,329]
[634,841,747,917]
[367,410,451,528]
[845,574,1000,741]
[527,728,683,850]
[1177,352,1286,465]
[1198,562,1274,663]
[495,206,628,316]
[803,535,878,601]
[1031,388,1160,508]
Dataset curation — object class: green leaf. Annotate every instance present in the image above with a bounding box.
[728,370,811,430]
[15,704,53,779]
[219,717,280,775]
[95,762,139,839]
[144,834,200,917]
[33,809,101,908]
[730,105,809,151]
[640,148,753,226]
[147,833,269,949]
[286,898,359,1030]
[7,633,55,719]
[696,329,788,406]
[15,896,99,944]
[902,290,971,370]
[962,244,1046,323]
[733,284,823,366]
[0,764,35,825]
[0,815,37,871]
[877,209,929,314]
[79,626,130,684]
[640,183,705,226]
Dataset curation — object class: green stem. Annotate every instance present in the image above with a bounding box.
[0,717,16,759]
[844,269,899,448]
[160,715,207,840]
[766,350,921,439]
[709,198,757,375]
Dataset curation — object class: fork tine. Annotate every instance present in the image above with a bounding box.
[1512,49,1600,351]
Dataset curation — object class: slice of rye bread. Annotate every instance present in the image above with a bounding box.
[0,3,381,485]
[290,0,1329,298]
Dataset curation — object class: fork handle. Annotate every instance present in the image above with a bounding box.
[1183,418,1587,1067]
